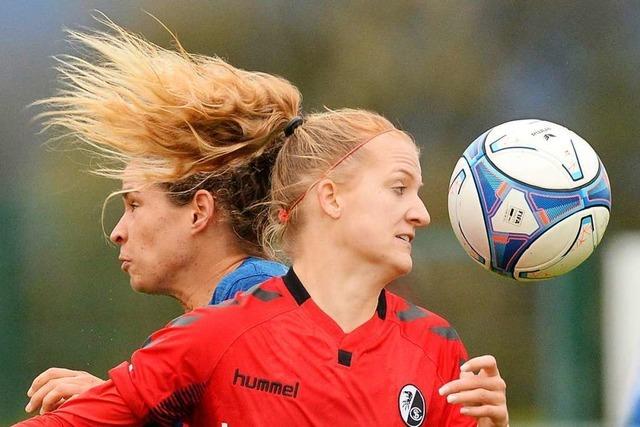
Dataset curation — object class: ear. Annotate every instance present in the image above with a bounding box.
[315,178,341,219]
[190,190,216,234]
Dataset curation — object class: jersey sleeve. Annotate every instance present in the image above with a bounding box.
[107,308,220,424]
[12,380,137,426]
[16,307,222,426]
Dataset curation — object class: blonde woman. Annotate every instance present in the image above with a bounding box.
[23,17,298,415]
[18,109,508,426]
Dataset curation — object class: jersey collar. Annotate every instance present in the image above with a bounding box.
[282,267,387,320]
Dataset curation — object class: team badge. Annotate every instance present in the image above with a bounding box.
[398,384,426,426]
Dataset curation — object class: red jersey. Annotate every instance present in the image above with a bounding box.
[16,269,474,427]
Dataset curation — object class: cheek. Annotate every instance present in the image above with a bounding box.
[134,219,162,253]
[346,192,391,229]
[156,219,190,255]
[136,213,190,259]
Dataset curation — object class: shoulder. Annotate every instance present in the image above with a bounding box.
[384,290,467,361]
[385,290,459,336]
[168,277,294,346]
[240,257,288,276]
[111,278,296,409]
[232,258,288,289]
[212,258,288,304]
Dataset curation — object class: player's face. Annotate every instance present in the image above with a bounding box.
[109,178,194,294]
[337,132,430,277]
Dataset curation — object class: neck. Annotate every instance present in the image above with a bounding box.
[292,249,388,333]
[171,247,248,312]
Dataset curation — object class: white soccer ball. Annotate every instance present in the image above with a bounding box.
[447,119,611,281]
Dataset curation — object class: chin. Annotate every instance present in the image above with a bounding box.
[385,257,413,280]
[394,260,413,277]
[129,277,159,295]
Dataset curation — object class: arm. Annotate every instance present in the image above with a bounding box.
[15,380,137,426]
[26,368,105,414]
[16,308,218,426]
[439,355,509,427]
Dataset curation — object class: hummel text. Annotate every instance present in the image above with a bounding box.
[232,368,300,398]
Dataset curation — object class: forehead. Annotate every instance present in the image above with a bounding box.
[121,175,165,194]
[121,163,143,190]
[120,175,148,193]
[360,131,421,175]
[120,165,161,193]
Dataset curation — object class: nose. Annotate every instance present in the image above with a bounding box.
[408,195,430,228]
[109,214,127,245]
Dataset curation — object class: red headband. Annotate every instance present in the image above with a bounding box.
[277,128,398,224]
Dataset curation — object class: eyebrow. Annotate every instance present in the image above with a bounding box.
[121,190,140,201]
[392,168,424,187]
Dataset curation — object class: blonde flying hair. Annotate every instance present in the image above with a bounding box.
[264,109,413,261]
[35,14,301,255]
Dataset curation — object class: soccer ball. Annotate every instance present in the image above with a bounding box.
[447,119,611,281]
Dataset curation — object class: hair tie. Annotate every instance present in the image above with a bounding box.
[284,116,304,137]
[277,208,290,224]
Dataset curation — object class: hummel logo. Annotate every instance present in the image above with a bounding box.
[232,368,300,398]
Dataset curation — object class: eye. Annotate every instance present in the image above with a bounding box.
[392,186,406,195]
[128,201,140,211]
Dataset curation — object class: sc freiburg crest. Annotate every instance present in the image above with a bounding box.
[398,384,425,426]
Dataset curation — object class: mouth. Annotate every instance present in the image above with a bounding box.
[119,257,132,272]
[395,234,414,244]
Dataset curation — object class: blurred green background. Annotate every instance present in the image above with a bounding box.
[1,1,638,425]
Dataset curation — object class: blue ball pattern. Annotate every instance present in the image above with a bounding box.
[459,130,612,278]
